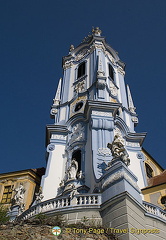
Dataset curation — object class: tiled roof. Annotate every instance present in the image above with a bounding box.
[148,170,166,187]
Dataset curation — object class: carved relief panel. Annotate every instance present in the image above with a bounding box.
[68,123,85,146]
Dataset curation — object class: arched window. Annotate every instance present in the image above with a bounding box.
[72,150,81,173]
[109,64,114,80]
[77,62,85,79]
[145,163,153,178]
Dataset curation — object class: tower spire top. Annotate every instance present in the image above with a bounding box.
[92,27,102,36]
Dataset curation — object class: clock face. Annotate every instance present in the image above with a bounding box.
[74,101,83,112]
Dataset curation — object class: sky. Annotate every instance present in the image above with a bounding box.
[0,0,166,173]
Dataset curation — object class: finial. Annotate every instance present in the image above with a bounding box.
[69,44,74,53]
[92,27,102,36]
[53,78,62,106]
[127,85,136,114]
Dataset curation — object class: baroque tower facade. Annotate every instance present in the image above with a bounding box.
[41,27,147,201]
[18,28,166,240]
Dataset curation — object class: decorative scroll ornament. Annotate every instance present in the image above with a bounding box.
[75,49,89,61]
[74,80,85,93]
[110,81,118,96]
[107,135,130,166]
[47,144,55,152]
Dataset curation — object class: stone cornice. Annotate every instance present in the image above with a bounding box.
[125,132,147,146]
[0,169,42,183]
[46,125,68,146]
[85,100,122,119]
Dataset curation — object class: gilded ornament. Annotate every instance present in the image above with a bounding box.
[92,27,102,36]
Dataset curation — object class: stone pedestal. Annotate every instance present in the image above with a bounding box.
[101,159,142,204]
[8,205,20,221]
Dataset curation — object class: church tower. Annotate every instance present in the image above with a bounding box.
[41,27,147,201]
[17,29,166,240]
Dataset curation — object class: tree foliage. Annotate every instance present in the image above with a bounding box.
[0,204,10,225]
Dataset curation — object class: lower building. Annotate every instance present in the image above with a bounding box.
[0,168,45,212]
[142,148,166,210]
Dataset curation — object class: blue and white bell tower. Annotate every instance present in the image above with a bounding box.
[41,27,147,201]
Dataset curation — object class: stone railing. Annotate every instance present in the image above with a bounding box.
[143,201,166,221]
[17,196,166,222]
[17,194,101,220]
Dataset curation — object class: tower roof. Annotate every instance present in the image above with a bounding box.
[62,27,125,70]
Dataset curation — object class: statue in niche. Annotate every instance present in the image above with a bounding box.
[67,159,78,179]
[12,183,25,206]
[107,134,130,166]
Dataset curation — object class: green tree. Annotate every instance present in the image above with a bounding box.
[0,204,10,225]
